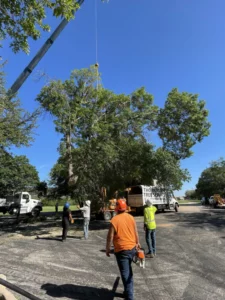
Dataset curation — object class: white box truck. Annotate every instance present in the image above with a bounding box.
[127,185,179,214]
[0,192,42,217]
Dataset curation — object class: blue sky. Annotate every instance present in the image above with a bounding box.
[2,0,225,195]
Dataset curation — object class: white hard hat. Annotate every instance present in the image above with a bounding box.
[146,200,153,206]
[85,200,91,206]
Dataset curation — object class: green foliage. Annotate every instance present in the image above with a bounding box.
[196,158,225,197]
[0,65,39,196]
[185,189,198,199]
[37,66,99,189]
[41,199,77,207]
[151,148,190,190]
[157,88,210,159]
[0,0,80,53]
[37,67,210,201]
[0,64,39,148]
[36,181,48,196]
[37,66,99,135]
[0,150,40,196]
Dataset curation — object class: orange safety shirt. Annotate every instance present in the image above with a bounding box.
[111,212,137,253]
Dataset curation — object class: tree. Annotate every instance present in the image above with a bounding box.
[36,66,99,190]
[39,67,210,200]
[185,189,197,200]
[50,139,190,202]
[0,0,80,53]
[157,88,210,160]
[46,75,189,199]
[0,150,40,196]
[151,148,190,191]
[196,158,225,198]
[0,64,38,149]
[38,69,159,196]
[36,181,48,197]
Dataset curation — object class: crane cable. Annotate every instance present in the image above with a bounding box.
[94,0,99,90]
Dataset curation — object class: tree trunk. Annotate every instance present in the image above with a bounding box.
[66,131,77,187]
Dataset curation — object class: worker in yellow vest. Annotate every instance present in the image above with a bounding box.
[144,200,157,258]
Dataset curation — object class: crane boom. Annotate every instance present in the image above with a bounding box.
[8,0,85,97]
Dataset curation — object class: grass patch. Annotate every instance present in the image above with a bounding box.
[42,205,77,213]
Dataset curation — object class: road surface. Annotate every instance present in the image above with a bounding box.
[0,205,225,299]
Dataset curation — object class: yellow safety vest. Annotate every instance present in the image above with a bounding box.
[144,206,157,230]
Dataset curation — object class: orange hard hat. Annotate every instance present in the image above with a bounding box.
[116,199,127,211]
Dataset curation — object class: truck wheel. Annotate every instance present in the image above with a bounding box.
[175,204,179,212]
[31,208,40,218]
[104,211,112,221]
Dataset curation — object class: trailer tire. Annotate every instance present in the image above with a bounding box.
[104,211,112,221]
[175,204,179,212]
[31,208,40,218]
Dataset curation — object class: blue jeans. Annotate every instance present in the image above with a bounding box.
[115,247,136,300]
[146,229,156,254]
[83,218,90,239]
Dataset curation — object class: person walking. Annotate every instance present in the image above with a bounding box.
[106,199,140,300]
[55,200,59,216]
[62,202,73,242]
[144,200,157,258]
[79,200,91,239]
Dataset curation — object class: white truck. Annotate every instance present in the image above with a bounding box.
[127,185,179,214]
[0,192,42,217]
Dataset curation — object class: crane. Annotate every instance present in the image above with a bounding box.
[7,0,85,98]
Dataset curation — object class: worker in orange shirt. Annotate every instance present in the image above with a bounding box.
[106,199,140,300]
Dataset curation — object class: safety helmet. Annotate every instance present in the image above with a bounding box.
[64,202,70,209]
[146,200,153,207]
[85,200,91,207]
[116,199,127,212]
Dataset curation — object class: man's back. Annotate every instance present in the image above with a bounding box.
[111,213,136,253]
[144,206,157,230]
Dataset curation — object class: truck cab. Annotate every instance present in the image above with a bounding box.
[6,192,42,217]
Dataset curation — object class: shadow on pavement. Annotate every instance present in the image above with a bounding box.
[179,203,201,206]
[0,216,110,238]
[36,236,62,242]
[99,249,114,254]
[164,211,225,229]
[59,235,82,240]
[41,277,123,300]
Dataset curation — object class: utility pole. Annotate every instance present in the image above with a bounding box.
[7,0,85,98]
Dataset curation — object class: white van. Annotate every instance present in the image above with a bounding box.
[127,185,179,214]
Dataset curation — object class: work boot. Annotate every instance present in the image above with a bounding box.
[146,252,154,258]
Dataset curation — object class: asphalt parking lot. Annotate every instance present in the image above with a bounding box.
[1,205,225,300]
